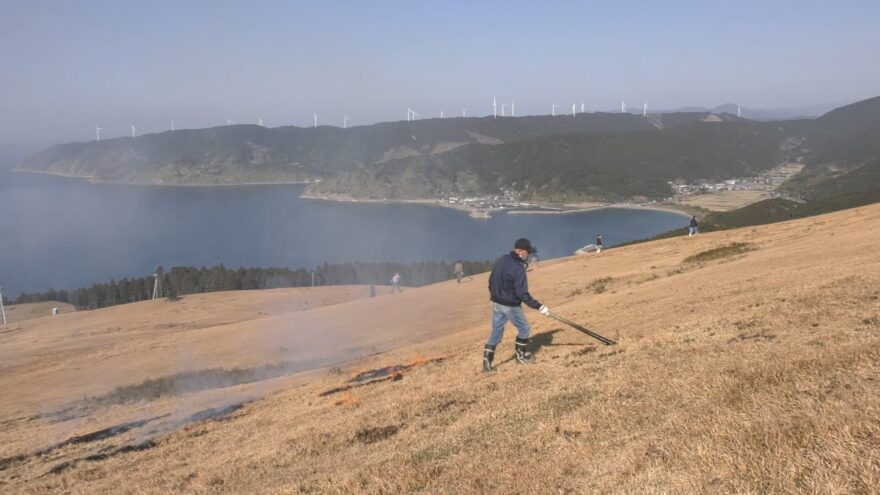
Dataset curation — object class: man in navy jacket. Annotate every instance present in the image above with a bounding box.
[483,238,550,371]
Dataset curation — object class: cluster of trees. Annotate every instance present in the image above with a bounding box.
[12,259,494,310]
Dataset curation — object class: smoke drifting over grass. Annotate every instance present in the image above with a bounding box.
[83,362,309,407]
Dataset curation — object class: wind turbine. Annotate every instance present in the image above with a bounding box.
[0,286,6,327]
[343,115,351,128]
[511,101,516,117]
[131,124,136,138]
[95,125,102,142]
[411,109,419,120]
[571,103,577,117]
[313,113,318,128]
[737,105,742,118]
[171,120,175,131]
[258,117,263,126]
[581,99,585,113]
[643,103,648,116]
[621,102,628,113]
[461,108,467,117]
[440,110,444,118]
[493,96,497,118]
[227,118,234,126]
[501,103,506,117]
[552,103,561,116]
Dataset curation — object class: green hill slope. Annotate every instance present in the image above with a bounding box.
[309,120,806,202]
[18,113,690,185]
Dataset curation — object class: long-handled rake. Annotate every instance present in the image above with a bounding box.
[548,312,617,345]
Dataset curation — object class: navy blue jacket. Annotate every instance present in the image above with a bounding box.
[488,252,542,309]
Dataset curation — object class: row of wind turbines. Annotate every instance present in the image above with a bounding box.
[92,99,743,141]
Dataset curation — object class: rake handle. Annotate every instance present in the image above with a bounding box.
[548,312,617,345]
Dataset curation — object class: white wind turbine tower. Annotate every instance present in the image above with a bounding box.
[343,115,351,128]
[581,99,585,113]
[411,109,419,120]
[227,118,234,126]
[552,103,561,116]
[571,103,577,117]
[258,117,263,126]
[313,113,318,128]
[511,101,515,117]
[0,286,6,327]
[95,125,102,142]
[501,103,506,117]
[737,105,742,118]
[461,108,467,117]
[440,110,444,118]
[131,124,136,138]
[621,102,628,113]
[493,96,497,118]
[643,103,648,116]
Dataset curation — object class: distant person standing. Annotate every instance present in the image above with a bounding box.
[454,261,464,284]
[689,215,699,237]
[391,273,402,294]
[483,238,550,372]
[369,284,376,298]
[596,234,603,253]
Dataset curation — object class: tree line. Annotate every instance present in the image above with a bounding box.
[11,260,494,310]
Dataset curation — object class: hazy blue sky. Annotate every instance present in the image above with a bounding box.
[2,0,879,147]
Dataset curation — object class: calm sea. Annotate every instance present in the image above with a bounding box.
[0,170,687,296]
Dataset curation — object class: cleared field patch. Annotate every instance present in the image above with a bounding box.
[676,189,771,211]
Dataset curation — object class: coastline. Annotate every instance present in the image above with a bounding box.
[13,169,695,218]
[298,192,496,218]
[12,169,315,188]
[300,191,694,219]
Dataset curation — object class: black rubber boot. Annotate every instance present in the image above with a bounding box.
[482,345,496,372]
[515,337,536,364]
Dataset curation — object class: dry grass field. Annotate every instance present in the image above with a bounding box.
[1,301,76,324]
[2,204,880,494]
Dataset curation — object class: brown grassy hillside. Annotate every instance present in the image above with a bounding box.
[1,301,76,324]
[2,204,879,494]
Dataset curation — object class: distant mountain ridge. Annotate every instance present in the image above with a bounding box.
[672,102,845,121]
[16,96,880,209]
[18,113,698,186]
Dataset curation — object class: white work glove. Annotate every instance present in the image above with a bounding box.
[539,305,550,316]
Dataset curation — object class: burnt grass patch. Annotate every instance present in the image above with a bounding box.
[84,361,307,407]
[47,440,158,476]
[684,242,756,263]
[349,357,445,383]
[5,404,249,476]
[320,357,446,397]
[0,415,168,473]
[354,424,402,444]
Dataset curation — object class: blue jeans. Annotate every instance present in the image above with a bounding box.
[487,303,531,346]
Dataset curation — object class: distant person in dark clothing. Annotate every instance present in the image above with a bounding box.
[596,234,603,253]
[391,273,402,294]
[483,238,550,372]
[454,261,464,283]
[689,215,699,237]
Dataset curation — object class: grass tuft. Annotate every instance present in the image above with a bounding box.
[684,242,756,263]
[588,277,614,294]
